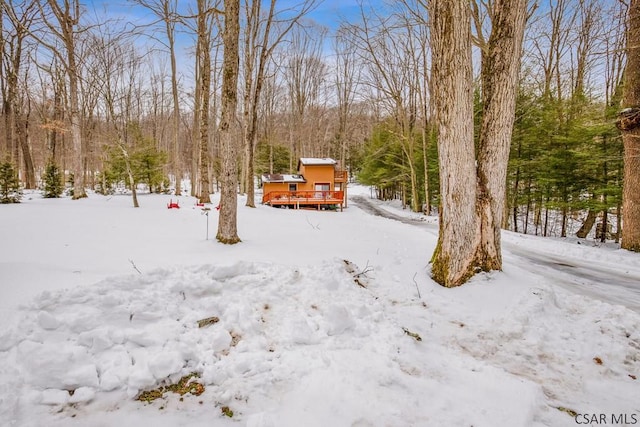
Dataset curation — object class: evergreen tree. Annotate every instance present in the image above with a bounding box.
[131,139,168,193]
[0,160,22,203]
[42,161,64,198]
[255,143,291,177]
[102,126,168,194]
[357,122,439,209]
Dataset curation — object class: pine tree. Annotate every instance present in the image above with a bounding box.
[0,160,22,203]
[42,160,64,198]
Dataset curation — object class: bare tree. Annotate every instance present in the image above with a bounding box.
[283,23,327,168]
[240,0,317,208]
[216,0,241,244]
[429,0,527,286]
[475,0,528,271]
[91,27,146,207]
[195,0,216,204]
[130,0,184,196]
[429,0,478,286]
[1,0,38,188]
[620,0,640,251]
[347,8,423,212]
[333,25,362,207]
[38,0,87,199]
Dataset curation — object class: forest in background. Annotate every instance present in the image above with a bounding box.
[0,0,629,241]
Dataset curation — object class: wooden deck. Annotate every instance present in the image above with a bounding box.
[262,190,345,211]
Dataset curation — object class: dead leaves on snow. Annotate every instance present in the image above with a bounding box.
[402,327,422,342]
[136,373,205,403]
[197,316,220,328]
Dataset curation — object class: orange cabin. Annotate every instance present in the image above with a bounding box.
[261,158,348,211]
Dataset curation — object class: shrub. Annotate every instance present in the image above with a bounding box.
[0,160,22,203]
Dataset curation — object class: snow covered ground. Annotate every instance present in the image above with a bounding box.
[0,186,638,427]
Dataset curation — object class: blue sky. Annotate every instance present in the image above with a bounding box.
[84,0,382,31]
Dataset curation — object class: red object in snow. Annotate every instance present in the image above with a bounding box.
[196,202,205,207]
[167,199,180,209]
[216,204,221,211]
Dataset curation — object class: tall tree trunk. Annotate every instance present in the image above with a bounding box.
[68,59,86,199]
[17,108,35,189]
[47,0,87,199]
[620,0,640,251]
[429,0,480,286]
[476,0,527,270]
[430,0,526,286]
[216,0,241,244]
[166,0,182,197]
[196,0,212,204]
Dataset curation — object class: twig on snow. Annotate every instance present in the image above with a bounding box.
[413,272,421,299]
[129,259,142,275]
[354,260,373,278]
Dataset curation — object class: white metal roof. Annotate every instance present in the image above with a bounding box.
[261,173,306,183]
[299,157,337,166]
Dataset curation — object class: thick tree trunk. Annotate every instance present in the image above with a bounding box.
[429,0,480,287]
[620,0,640,251]
[430,0,526,286]
[216,0,241,244]
[476,0,527,270]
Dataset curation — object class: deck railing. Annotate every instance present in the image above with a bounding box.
[262,190,345,205]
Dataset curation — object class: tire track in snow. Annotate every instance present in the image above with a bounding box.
[351,195,640,313]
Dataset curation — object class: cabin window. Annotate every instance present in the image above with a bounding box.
[314,183,330,198]
[289,183,297,191]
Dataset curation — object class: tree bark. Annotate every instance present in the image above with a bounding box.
[476,0,527,270]
[46,0,87,199]
[620,0,640,251]
[429,0,480,287]
[196,0,212,204]
[430,0,526,286]
[166,0,182,197]
[216,0,241,244]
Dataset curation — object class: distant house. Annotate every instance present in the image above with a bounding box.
[261,158,348,211]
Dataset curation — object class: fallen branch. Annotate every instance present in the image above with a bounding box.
[343,259,373,288]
